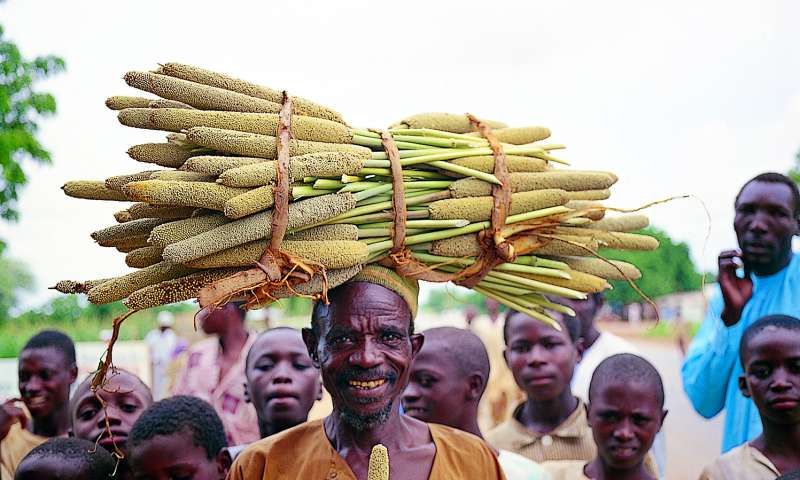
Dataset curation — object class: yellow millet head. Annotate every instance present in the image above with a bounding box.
[86,261,195,305]
[185,127,370,160]
[565,189,611,201]
[449,171,618,198]
[123,268,240,310]
[148,213,230,247]
[105,96,153,110]
[127,143,193,168]
[124,204,196,222]
[223,185,275,219]
[286,224,358,241]
[447,155,548,175]
[428,189,568,222]
[465,126,551,145]
[105,171,163,191]
[91,218,167,245]
[118,108,351,144]
[218,151,368,188]
[122,180,249,211]
[272,265,362,299]
[588,214,650,232]
[547,256,642,281]
[149,171,215,183]
[525,270,610,294]
[125,246,165,268]
[148,99,194,109]
[62,181,131,202]
[391,112,507,133]
[430,234,481,257]
[181,156,264,176]
[124,71,282,113]
[157,62,346,123]
[556,227,659,251]
[186,240,368,269]
[366,444,390,480]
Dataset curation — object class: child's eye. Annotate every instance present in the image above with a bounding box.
[78,408,98,421]
[122,403,139,413]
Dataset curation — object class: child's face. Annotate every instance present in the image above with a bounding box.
[740,327,800,424]
[587,380,665,470]
[129,430,229,480]
[14,457,90,480]
[72,372,152,454]
[504,313,580,401]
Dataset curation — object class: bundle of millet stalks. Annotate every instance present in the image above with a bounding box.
[56,62,659,328]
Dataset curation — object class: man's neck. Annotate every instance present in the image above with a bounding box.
[218,324,249,356]
[752,420,800,466]
[582,327,602,350]
[752,250,793,276]
[584,458,653,480]
[325,403,412,452]
[31,406,70,437]
[518,390,578,433]
[451,406,482,439]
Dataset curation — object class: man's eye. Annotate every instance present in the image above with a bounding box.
[511,344,530,353]
[122,403,139,413]
[419,376,436,388]
[633,415,651,426]
[381,332,401,342]
[79,408,98,421]
[751,366,771,379]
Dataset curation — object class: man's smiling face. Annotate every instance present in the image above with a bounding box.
[304,282,422,431]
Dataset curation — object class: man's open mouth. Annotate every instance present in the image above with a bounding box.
[348,379,387,390]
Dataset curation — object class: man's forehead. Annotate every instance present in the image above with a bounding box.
[323,282,410,330]
[737,181,795,208]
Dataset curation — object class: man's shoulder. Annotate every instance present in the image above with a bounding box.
[232,420,326,473]
[428,423,505,478]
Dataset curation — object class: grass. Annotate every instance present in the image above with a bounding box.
[643,320,701,340]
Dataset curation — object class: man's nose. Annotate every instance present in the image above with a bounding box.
[99,405,122,428]
[527,345,549,366]
[349,339,382,368]
[402,382,421,403]
[749,210,770,233]
[271,363,293,384]
[613,419,635,442]
[770,368,794,392]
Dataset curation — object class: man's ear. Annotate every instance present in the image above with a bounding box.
[410,333,424,358]
[216,448,233,476]
[659,409,669,431]
[68,364,78,384]
[739,374,751,398]
[465,372,485,402]
[574,338,585,363]
[301,328,320,368]
[243,382,251,404]
[316,377,324,402]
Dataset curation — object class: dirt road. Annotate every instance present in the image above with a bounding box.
[631,338,724,480]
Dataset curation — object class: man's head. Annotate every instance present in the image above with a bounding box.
[503,310,582,402]
[734,172,800,275]
[558,293,604,341]
[197,302,246,336]
[128,395,230,480]
[71,369,153,455]
[739,315,800,426]
[587,353,667,471]
[18,330,78,420]
[245,327,322,438]
[14,437,116,480]
[402,327,489,430]
[303,266,422,432]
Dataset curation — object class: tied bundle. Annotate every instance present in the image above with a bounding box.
[56,62,660,330]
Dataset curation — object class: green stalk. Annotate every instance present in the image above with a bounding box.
[367,205,570,253]
[341,180,452,193]
[358,168,446,179]
[361,219,469,229]
[291,186,329,198]
[330,210,429,225]
[391,135,481,149]
[514,256,570,270]
[352,134,431,151]
[358,227,426,238]
[330,190,451,222]
[488,270,586,299]
[387,128,488,142]
[427,160,501,185]
[352,184,393,202]
[473,286,561,329]
[341,174,363,183]
[522,294,576,316]
[412,252,569,279]
[313,179,344,189]
[370,145,546,162]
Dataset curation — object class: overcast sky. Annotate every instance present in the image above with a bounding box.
[2,1,799,309]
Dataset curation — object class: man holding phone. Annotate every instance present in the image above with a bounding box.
[682,172,800,453]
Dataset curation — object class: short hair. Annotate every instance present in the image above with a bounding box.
[736,172,800,218]
[311,283,414,337]
[589,353,664,408]
[22,330,76,366]
[17,437,115,478]
[72,368,153,405]
[422,327,490,395]
[245,326,299,371]
[502,309,581,345]
[129,395,226,460]
[740,314,800,366]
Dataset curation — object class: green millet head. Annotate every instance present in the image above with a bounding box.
[588,214,650,232]
[123,203,196,222]
[123,268,241,310]
[62,181,131,201]
[546,256,642,281]
[122,180,249,211]
[464,126,551,145]
[181,156,264,176]
[105,96,153,110]
[148,213,230,247]
[186,240,368,269]
[105,171,163,192]
[446,155,548,175]
[127,143,193,168]
[148,170,215,183]
[223,185,275,219]
[391,113,507,133]
[449,171,618,198]
[86,261,195,305]
[125,246,165,268]
[217,151,368,188]
[91,218,167,245]
[428,189,568,222]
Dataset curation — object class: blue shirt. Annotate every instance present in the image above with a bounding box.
[681,253,800,452]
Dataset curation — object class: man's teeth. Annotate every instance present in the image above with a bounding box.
[349,379,386,390]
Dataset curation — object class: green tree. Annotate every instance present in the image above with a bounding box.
[0,254,34,321]
[602,227,703,305]
[789,148,800,184]
[422,287,489,314]
[0,24,65,221]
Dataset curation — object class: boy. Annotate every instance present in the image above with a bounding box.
[14,437,115,480]
[486,310,593,462]
[402,326,551,479]
[128,395,231,480]
[70,368,153,479]
[700,315,800,478]
[244,327,322,439]
[1,330,78,479]
[543,353,667,479]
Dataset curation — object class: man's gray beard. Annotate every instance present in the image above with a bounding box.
[339,402,394,431]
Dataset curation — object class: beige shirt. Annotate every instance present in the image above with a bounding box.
[542,459,659,479]
[229,419,506,479]
[486,401,596,463]
[699,443,780,480]
[0,423,46,480]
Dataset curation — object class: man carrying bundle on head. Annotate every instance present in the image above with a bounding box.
[682,172,800,453]
[229,265,506,479]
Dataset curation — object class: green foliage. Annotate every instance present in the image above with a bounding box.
[789,149,800,184]
[0,295,194,358]
[0,24,65,221]
[602,226,703,305]
[0,254,34,321]
[422,286,492,314]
